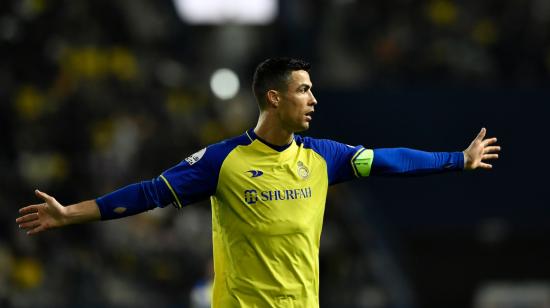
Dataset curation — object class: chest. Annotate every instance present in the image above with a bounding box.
[214,145,329,233]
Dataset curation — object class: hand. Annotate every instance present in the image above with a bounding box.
[16,190,68,235]
[463,127,501,170]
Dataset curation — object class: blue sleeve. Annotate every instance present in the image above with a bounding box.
[371,148,464,176]
[96,146,218,220]
[303,137,364,185]
[96,178,173,220]
[95,134,249,220]
[159,146,218,208]
[160,135,248,207]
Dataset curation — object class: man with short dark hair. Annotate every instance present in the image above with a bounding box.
[16,57,500,307]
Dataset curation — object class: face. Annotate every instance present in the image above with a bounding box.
[275,70,317,132]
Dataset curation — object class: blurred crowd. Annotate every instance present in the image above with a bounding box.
[1,0,549,307]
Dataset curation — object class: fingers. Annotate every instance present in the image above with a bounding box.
[27,225,47,236]
[17,190,57,236]
[19,190,52,214]
[479,162,493,169]
[475,128,499,147]
[16,210,43,234]
[15,212,39,224]
[482,154,499,160]
[19,219,49,236]
[17,216,48,235]
[35,189,53,202]
[19,220,41,230]
[482,137,498,146]
[483,146,501,154]
[19,204,43,215]
[476,127,487,141]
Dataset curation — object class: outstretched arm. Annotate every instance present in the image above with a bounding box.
[363,127,500,176]
[16,177,174,236]
[15,143,222,235]
[16,190,100,235]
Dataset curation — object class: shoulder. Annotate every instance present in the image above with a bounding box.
[162,132,252,184]
[294,135,364,184]
[294,134,364,167]
[200,132,253,166]
[295,135,357,155]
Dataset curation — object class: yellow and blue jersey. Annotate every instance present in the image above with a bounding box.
[97,128,463,307]
[160,129,369,307]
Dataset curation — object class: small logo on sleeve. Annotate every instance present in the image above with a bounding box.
[246,170,264,178]
[185,148,206,165]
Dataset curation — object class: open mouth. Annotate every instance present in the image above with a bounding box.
[305,111,314,121]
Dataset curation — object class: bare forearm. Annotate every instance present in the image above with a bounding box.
[63,200,101,226]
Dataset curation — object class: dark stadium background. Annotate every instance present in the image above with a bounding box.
[1,0,549,307]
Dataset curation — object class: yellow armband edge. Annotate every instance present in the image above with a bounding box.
[351,148,374,177]
[159,174,183,209]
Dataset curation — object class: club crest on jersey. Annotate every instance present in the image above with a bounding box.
[185,148,206,165]
[297,161,310,179]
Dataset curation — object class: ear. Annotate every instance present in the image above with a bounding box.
[266,90,280,108]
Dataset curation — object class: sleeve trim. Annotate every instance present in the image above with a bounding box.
[245,131,254,142]
[351,148,374,177]
[159,174,183,209]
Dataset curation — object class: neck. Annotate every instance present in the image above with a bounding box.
[254,112,294,146]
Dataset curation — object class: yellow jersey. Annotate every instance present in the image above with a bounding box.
[161,129,372,307]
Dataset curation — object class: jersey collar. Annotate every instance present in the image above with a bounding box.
[246,129,294,152]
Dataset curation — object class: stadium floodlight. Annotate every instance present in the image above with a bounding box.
[173,0,278,25]
[210,68,240,100]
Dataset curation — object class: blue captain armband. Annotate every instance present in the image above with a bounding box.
[96,177,174,220]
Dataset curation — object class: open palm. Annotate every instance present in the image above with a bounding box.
[16,190,67,235]
[463,128,500,170]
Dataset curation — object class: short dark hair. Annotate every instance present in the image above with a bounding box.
[252,57,311,109]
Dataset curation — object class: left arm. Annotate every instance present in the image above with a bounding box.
[367,128,500,176]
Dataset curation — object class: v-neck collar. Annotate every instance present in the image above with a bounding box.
[246,129,294,152]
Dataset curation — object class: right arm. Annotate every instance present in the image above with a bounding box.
[16,136,243,236]
[16,142,227,235]
[17,177,174,235]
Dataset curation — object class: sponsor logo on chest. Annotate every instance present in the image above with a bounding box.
[244,187,312,205]
[242,161,312,205]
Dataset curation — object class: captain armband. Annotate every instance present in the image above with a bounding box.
[351,148,374,177]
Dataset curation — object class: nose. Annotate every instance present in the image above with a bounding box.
[309,91,317,106]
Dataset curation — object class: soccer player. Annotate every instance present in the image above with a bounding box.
[16,58,500,307]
